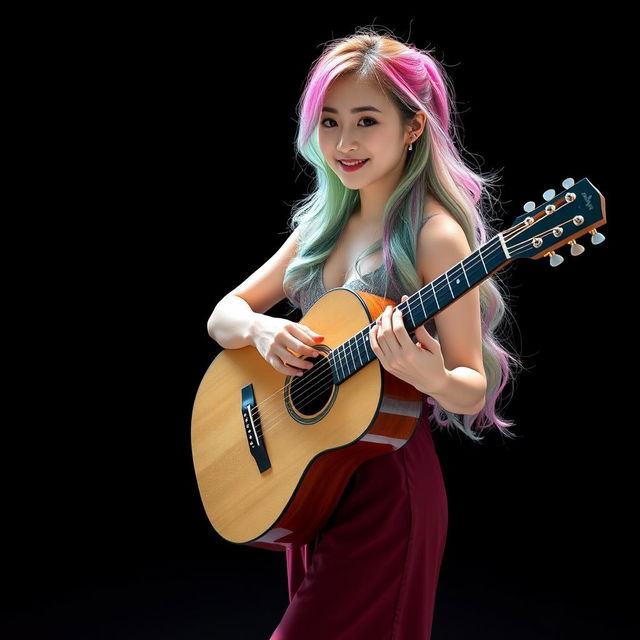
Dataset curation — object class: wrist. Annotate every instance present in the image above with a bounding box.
[246,312,262,346]
[419,367,451,397]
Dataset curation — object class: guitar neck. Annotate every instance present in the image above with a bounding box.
[327,175,606,385]
[327,232,511,384]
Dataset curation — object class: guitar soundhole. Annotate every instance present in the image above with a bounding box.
[286,351,336,421]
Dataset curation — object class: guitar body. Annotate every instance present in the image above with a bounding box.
[191,287,425,551]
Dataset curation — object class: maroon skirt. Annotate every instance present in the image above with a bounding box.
[269,413,449,640]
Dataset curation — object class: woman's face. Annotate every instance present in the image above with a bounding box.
[318,74,411,189]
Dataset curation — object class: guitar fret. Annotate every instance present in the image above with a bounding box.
[478,243,487,273]
[418,289,429,318]
[343,343,351,376]
[336,346,345,378]
[349,340,356,373]
[461,259,470,287]
[445,271,453,297]
[431,281,440,309]
[407,301,414,326]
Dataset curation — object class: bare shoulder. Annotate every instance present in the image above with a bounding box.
[418,207,472,283]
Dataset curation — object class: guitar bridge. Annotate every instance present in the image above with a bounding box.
[241,384,271,473]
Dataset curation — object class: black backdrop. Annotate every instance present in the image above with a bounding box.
[7,10,635,640]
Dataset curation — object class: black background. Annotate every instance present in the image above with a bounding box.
[6,9,635,640]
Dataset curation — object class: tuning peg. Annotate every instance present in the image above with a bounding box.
[590,228,606,245]
[523,201,536,213]
[543,189,556,201]
[569,239,585,256]
[562,177,575,189]
[546,250,564,267]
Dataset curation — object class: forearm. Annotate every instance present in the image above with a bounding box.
[418,366,487,415]
[207,294,261,349]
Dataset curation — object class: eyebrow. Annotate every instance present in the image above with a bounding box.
[321,105,383,114]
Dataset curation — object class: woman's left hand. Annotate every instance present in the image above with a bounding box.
[369,295,449,396]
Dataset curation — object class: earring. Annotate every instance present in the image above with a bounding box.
[408,136,415,151]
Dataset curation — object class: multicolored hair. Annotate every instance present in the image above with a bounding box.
[283,27,525,442]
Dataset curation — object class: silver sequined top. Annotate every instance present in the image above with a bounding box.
[287,215,440,337]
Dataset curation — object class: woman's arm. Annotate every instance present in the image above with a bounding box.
[415,213,487,415]
[415,366,487,415]
[207,227,301,348]
[207,294,262,349]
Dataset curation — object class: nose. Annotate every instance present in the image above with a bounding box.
[336,139,359,154]
[334,126,361,154]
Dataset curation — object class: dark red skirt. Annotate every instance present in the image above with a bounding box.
[270,413,449,640]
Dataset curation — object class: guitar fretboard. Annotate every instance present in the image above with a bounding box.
[327,233,511,384]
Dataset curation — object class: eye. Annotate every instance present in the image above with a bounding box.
[321,117,378,128]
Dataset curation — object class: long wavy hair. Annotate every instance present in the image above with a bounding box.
[283,28,525,442]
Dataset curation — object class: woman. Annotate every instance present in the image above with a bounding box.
[208,28,522,640]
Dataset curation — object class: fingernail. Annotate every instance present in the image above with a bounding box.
[314,336,324,342]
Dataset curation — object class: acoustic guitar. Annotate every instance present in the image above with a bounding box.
[191,176,606,551]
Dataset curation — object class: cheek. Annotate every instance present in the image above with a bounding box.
[318,136,334,163]
[368,131,398,158]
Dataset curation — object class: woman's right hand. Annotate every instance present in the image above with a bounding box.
[250,315,324,377]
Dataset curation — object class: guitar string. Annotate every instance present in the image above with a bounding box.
[249,219,556,432]
[249,223,528,430]
[250,218,561,432]
[247,214,574,432]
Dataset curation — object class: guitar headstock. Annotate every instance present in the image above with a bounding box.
[505,177,606,267]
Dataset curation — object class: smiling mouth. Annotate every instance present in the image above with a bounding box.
[337,159,370,173]
[338,159,369,166]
